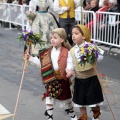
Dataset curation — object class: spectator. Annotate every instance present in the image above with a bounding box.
[99,0,120,30]
[26,0,30,5]
[90,0,99,12]
[86,0,109,31]
[83,0,87,9]
[0,0,5,26]
[2,4,10,21]
[99,0,120,44]
[12,0,18,4]
[15,0,27,24]
[85,0,99,24]
[53,0,80,45]
[84,0,91,10]
[1,0,11,27]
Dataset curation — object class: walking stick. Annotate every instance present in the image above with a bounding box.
[95,68,116,120]
[12,47,29,120]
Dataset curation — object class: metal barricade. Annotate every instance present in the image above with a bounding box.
[0,3,120,48]
[95,11,120,47]
[75,9,96,42]
[0,3,29,29]
[75,9,120,48]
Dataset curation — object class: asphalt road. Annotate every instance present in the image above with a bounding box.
[0,27,120,120]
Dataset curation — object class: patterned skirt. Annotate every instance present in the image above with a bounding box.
[43,79,72,101]
[31,12,58,45]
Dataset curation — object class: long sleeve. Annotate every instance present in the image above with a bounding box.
[74,0,80,8]
[97,47,104,62]
[53,0,80,14]
[51,47,74,70]
[29,0,36,11]
[66,51,74,70]
[53,0,68,14]
[48,0,54,11]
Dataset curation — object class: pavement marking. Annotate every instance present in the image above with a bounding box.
[0,104,10,115]
[0,104,14,120]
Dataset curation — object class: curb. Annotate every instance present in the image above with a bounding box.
[98,45,120,54]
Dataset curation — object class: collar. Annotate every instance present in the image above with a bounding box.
[52,46,61,51]
[75,41,88,48]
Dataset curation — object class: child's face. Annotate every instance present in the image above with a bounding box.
[90,0,97,8]
[72,28,85,45]
[50,33,64,48]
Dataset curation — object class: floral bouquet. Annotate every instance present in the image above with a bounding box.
[26,11,36,26]
[17,29,45,56]
[17,29,44,45]
[77,42,103,66]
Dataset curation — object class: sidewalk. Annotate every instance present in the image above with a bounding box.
[98,45,120,54]
[0,27,120,120]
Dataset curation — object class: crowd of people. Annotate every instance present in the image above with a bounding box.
[0,0,120,45]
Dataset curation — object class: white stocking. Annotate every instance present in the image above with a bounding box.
[67,102,77,120]
[44,105,54,120]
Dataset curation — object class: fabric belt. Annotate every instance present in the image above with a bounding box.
[38,11,47,13]
[54,70,63,80]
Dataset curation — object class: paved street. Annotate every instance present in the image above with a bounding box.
[0,27,120,120]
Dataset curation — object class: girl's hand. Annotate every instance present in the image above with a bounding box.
[24,53,30,60]
[66,69,74,78]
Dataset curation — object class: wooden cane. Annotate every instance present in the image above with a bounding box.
[95,68,116,120]
[12,46,29,120]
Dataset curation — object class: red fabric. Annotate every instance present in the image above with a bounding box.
[58,47,68,80]
[57,79,71,100]
[86,6,109,31]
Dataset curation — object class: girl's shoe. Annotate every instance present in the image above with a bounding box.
[91,106,101,120]
[78,113,87,120]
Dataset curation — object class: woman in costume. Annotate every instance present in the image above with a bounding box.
[70,24,104,120]
[27,0,59,45]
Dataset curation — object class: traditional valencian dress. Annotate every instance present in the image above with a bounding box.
[39,46,73,106]
[29,46,77,120]
[70,41,104,107]
[28,0,58,44]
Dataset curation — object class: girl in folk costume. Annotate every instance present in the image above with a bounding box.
[70,24,104,120]
[26,28,77,120]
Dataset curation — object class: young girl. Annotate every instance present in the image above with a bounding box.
[70,24,104,120]
[26,28,77,120]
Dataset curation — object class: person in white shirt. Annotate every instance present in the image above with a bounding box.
[53,0,80,45]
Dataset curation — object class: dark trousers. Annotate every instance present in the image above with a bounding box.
[59,18,75,45]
